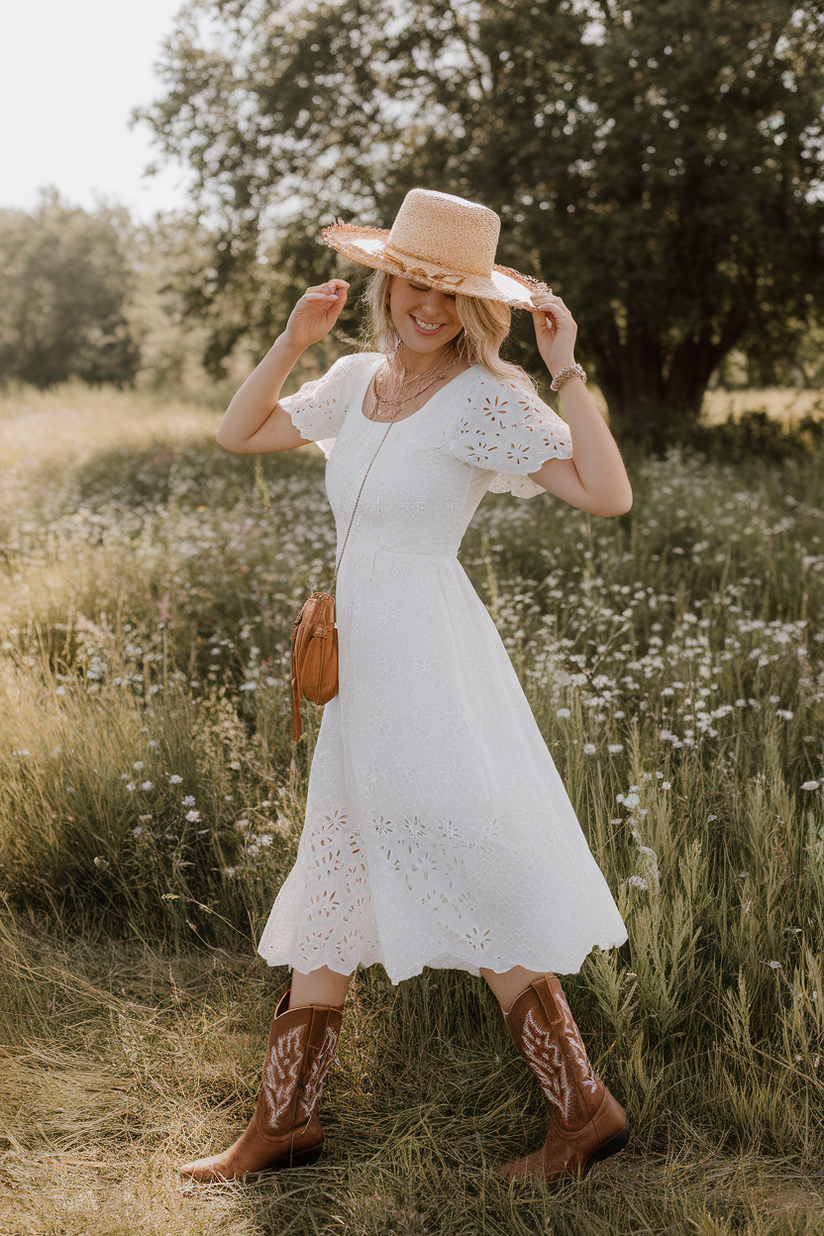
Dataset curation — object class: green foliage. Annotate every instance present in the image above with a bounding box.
[692,409,824,463]
[0,191,141,388]
[139,0,824,445]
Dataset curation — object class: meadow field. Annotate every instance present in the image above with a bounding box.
[1,384,824,1235]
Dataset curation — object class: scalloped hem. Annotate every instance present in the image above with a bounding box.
[256,931,628,986]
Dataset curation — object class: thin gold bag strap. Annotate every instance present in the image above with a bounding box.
[329,419,395,595]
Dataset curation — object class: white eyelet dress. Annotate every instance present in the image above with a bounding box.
[257,353,628,982]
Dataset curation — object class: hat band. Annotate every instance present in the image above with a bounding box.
[383,247,467,291]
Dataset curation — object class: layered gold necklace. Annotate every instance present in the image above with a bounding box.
[369,345,458,423]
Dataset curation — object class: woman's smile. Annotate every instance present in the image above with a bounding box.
[409,314,449,335]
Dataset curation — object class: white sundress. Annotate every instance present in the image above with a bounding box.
[257,353,628,983]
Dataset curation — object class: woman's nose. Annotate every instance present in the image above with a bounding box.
[419,286,448,313]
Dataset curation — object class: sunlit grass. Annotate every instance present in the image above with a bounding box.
[1,383,824,1233]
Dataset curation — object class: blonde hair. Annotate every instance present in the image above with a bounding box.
[361,270,537,392]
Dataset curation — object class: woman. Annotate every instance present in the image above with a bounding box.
[180,189,633,1184]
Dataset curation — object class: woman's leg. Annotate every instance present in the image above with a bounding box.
[290,964,353,1008]
[480,965,545,1013]
[480,964,629,1181]
[179,966,352,1181]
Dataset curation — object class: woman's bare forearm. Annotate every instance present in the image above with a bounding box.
[215,334,307,453]
[557,376,633,514]
[216,279,350,454]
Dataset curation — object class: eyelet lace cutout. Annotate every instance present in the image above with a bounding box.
[257,354,626,984]
[280,353,379,458]
[448,373,573,498]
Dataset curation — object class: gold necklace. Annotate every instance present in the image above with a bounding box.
[370,348,457,422]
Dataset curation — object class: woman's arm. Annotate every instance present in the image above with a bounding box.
[216,280,350,454]
[526,291,632,517]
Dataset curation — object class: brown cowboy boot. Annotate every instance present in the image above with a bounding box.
[179,987,342,1181]
[499,974,630,1182]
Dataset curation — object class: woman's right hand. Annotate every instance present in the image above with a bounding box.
[282,280,350,351]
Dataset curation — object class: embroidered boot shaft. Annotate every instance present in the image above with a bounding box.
[179,988,342,1182]
[500,974,630,1181]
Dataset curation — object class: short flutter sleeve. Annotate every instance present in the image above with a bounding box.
[280,353,374,459]
[448,371,573,498]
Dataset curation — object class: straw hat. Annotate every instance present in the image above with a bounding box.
[321,188,547,310]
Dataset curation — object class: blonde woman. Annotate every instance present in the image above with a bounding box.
[181,189,633,1184]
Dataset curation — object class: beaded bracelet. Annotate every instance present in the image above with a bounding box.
[550,363,587,392]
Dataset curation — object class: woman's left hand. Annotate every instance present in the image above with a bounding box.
[530,290,578,379]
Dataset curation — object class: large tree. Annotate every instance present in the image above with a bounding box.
[0,192,140,389]
[142,0,824,447]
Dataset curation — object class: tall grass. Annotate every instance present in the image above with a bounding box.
[1,385,824,1233]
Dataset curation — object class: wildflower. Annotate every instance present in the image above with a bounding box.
[133,761,144,771]
[132,827,144,837]
[169,774,183,784]
[583,743,597,755]
[623,793,640,809]
[55,685,66,695]
[185,809,201,823]
[801,781,821,792]
[608,743,624,754]
[556,707,571,719]
[776,709,794,721]
[126,782,136,792]
[182,795,196,806]
[765,960,781,970]
[240,681,257,691]
[141,781,153,792]
[93,856,110,870]
[248,844,260,857]
[626,875,649,891]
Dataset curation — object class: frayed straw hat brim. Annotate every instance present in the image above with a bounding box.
[322,222,547,310]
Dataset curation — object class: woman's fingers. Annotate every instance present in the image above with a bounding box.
[531,291,572,322]
[302,280,350,302]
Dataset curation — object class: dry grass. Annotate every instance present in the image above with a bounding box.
[702,387,824,426]
[1,382,824,1233]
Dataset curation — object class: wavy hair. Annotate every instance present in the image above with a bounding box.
[361,269,537,392]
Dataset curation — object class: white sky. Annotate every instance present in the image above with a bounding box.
[0,0,194,219]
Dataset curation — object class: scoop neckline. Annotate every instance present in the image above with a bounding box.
[358,356,475,425]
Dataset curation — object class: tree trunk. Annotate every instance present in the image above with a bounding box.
[593,334,729,454]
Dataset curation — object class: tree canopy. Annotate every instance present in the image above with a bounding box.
[141,0,824,446]
[0,193,140,389]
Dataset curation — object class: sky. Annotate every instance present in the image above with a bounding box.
[0,0,193,220]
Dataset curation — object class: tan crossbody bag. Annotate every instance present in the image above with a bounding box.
[290,416,397,741]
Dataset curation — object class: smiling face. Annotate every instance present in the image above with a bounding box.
[388,276,464,359]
